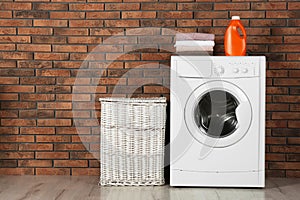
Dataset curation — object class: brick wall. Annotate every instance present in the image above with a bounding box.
[0,0,299,177]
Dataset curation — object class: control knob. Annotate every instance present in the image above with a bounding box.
[233,68,239,73]
[215,66,225,74]
[241,68,248,73]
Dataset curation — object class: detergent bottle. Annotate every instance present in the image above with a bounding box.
[224,16,247,56]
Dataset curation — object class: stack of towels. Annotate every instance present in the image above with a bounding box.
[175,33,215,55]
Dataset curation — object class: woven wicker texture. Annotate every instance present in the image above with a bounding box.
[99,98,167,186]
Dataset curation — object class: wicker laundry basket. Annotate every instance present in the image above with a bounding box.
[99,97,167,186]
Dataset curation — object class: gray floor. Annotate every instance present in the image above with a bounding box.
[0,176,299,200]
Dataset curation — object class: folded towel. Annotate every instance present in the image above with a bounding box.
[176,33,215,41]
[176,46,214,52]
[176,51,214,56]
[175,40,215,47]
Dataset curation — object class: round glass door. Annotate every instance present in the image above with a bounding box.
[194,90,239,138]
[185,81,252,148]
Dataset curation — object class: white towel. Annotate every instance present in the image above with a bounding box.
[174,41,215,47]
[176,51,213,56]
[176,46,214,52]
[176,33,215,41]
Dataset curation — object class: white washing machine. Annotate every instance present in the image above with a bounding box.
[170,56,265,187]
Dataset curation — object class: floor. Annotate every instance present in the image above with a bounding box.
[0,176,299,200]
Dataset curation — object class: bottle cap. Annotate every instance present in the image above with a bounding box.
[232,16,240,20]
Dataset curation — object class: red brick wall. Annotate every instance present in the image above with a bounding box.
[0,0,299,177]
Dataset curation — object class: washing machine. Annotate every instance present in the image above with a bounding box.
[170,56,265,187]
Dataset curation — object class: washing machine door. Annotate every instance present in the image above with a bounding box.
[185,81,252,148]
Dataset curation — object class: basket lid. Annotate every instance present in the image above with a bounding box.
[99,97,167,103]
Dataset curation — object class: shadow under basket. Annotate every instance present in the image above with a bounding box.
[99,97,167,186]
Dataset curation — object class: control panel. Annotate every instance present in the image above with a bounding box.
[212,60,258,78]
[173,56,262,78]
